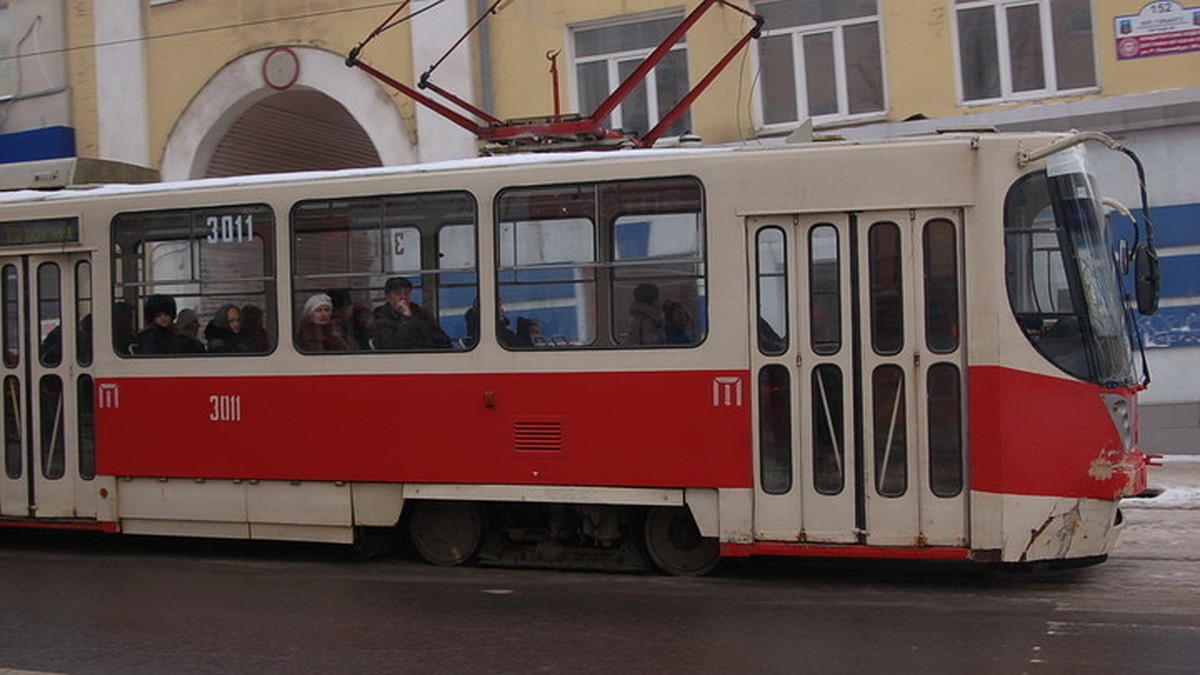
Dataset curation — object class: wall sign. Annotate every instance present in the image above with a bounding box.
[1115,2,1200,59]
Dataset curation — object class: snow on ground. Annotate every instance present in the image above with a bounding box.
[1123,455,1200,510]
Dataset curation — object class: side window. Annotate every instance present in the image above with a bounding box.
[290,191,477,353]
[111,205,276,357]
[809,224,841,355]
[496,177,706,349]
[754,0,884,125]
[76,261,93,367]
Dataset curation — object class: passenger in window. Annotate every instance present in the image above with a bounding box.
[624,283,665,345]
[466,297,520,348]
[349,303,374,350]
[241,304,272,353]
[134,295,205,355]
[328,289,354,340]
[516,317,540,347]
[176,309,202,342]
[296,293,351,352]
[113,301,137,356]
[370,277,451,350]
[662,301,696,345]
[205,304,248,353]
[174,307,206,353]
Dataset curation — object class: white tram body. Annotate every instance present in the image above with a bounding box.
[0,132,1149,573]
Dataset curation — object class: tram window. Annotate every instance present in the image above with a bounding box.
[3,375,18,479]
[37,263,62,368]
[809,224,841,355]
[496,177,706,349]
[812,364,844,495]
[927,363,963,498]
[871,364,907,498]
[2,265,17,367]
[111,204,276,357]
[40,374,65,480]
[868,222,904,356]
[77,374,95,480]
[76,261,93,367]
[755,227,788,356]
[923,220,959,354]
[758,364,793,495]
[291,191,477,353]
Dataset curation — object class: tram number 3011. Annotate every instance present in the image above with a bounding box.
[208,395,242,422]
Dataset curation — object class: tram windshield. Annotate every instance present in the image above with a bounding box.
[1004,149,1134,385]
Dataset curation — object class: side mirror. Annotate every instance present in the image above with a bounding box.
[1134,243,1160,316]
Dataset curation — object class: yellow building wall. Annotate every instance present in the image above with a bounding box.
[67,1,415,168]
[487,1,762,143]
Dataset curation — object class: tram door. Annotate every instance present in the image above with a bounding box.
[0,253,97,520]
[749,212,967,547]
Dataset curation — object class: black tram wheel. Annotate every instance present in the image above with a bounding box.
[408,501,483,566]
[643,506,720,576]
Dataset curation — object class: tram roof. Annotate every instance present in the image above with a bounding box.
[0,131,1053,207]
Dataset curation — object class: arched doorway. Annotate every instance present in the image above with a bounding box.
[205,89,382,178]
[160,47,417,181]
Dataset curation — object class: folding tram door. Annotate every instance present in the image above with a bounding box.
[748,211,968,549]
[0,252,98,521]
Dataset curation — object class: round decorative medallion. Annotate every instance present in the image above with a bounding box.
[263,47,300,91]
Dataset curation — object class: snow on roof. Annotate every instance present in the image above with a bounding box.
[0,147,732,206]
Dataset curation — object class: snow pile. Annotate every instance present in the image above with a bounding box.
[1123,455,1200,510]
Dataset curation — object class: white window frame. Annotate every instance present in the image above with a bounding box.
[568,11,690,138]
[752,2,887,131]
[952,0,1098,105]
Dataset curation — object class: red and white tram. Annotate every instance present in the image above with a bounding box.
[0,131,1154,573]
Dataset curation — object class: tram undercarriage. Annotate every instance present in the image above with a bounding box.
[399,501,721,575]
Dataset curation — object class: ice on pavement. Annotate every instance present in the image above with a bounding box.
[1123,455,1200,510]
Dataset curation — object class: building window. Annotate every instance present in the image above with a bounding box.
[0,1,13,98]
[573,14,691,138]
[955,0,1095,103]
[754,0,884,126]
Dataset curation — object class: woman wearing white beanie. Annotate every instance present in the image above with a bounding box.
[296,293,350,352]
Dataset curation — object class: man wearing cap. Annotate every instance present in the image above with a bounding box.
[370,277,451,350]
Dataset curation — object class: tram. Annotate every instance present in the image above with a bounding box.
[0,130,1155,574]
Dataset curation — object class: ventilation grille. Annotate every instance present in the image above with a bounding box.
[513,420,564,453]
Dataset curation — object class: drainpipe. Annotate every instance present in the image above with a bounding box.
[476,0,493,113]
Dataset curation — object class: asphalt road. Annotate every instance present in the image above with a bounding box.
[0,459,1195,675]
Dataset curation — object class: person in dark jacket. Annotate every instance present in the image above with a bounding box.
[204,304,248,353]
[134,295,205,355]
[370,277,451,350]
[240,304,272,353]
[624,283,665,345]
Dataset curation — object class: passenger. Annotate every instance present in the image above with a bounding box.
[39,324,62,366]
[465,297,519,348]
[329,289,354,340]
[241,304,272,353]
[77,313,93,365]
[350,303,374,350]
[370,277,451,350]
[625,283,665,345]
[176,309,202,341]
[204,304,247,353]
[662,300,695,345]
[134,295,205,355]
[296,293,351,352]
[112,301,137,356]
[174,307,206,353]
[516,317,540,347]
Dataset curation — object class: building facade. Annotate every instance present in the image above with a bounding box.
[1,0,1197,449]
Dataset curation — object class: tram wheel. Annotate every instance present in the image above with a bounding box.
[408,501,483,566]
[643,506,720,576]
